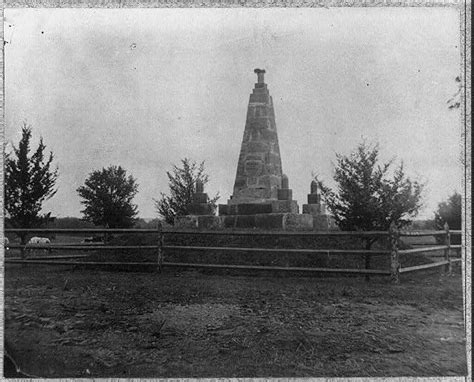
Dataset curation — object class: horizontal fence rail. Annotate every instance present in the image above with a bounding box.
[3,224,463,283]
[6,260,159,267]
[161,262,392,275]
[399,246,449,254]
[399,230,462,237]
[5,228,462,235]
[399,261,450,273]
[162,230,390,237]
[8,254,90,260]
[4,228,160,234]
[163,245,390,255]
[8,244,159,251]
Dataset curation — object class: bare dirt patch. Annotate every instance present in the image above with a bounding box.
[4,264,467,378]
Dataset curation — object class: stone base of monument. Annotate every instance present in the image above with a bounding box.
[188,203,214,215]
[271,200,299,214]
[215,200,306,230]
[222,213,312,230]
[175,200,334,231]
[302,203,326,215]
[219,200,298,215]
[302,203,335,230]
[175,212,313,231]
[174,215,224,230]
[312,214,336,231]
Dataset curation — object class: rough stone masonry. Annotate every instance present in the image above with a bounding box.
[229,68,283,204]
[218,68,300,220]
[175,69,333,230]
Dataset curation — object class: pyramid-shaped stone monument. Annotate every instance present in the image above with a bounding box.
[230,68,283,204]
[175,68,334,230]
[217,69,309,229]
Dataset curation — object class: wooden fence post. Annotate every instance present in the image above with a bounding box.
[20,242,26,261]
[157,222,164,273]
[389,222,400,284]
[20,235,28,267]
[444,222,452,275]
[364,239,372,283]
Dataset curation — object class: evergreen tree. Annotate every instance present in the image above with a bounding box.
[155,158,219,225]
[5,123,58,237]
[316,141,424,275]
[317,142,424,240]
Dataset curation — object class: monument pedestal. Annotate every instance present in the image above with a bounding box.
[302,203,326,215]
[175,215,223,230]
[219,200,298,216]
[217,174,303,230]
[312,214,336,231]
[221,213,312,230]
[175,212,313,231]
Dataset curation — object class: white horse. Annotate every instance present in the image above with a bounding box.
[27,237,52,254]
[28,237,51,244]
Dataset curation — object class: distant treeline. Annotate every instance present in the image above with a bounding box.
[44,217,163,230]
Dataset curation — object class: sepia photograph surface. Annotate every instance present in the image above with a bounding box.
[2,5,470,379]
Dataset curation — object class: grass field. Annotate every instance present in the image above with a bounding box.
[4,262,467,378]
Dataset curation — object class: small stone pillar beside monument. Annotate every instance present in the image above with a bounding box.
[175,180,222,229]
[302,180,335,230]
[272,174,298,214]
[188,179,213,215]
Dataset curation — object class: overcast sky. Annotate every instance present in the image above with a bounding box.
[4,7,462,220]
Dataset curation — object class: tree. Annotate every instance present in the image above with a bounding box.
[434,192,461,230]
[316,141,424,265]
[5,123,58,238]
[434,192,461,244]
[77,165,139,228]
[155,158,219,225]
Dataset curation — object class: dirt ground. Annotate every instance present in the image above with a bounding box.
[4,263,467,378]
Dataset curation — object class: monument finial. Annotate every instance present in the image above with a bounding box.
[254,68,266,84]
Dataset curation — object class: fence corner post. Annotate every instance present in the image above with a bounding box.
[444,222,452,275]
[389,222,400,284]
[157,221,164,273]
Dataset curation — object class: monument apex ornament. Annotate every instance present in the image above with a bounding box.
[254,68,265,84]
[229,68,283,204]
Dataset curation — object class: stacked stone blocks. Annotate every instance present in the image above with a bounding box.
[186,179,214,216]
[175,69,334,231]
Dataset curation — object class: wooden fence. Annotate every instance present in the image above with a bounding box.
[3,224,462,283]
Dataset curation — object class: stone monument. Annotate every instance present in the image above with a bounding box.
[218,69,310,230]
[175,68,334,231]
[229,68,283,204]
